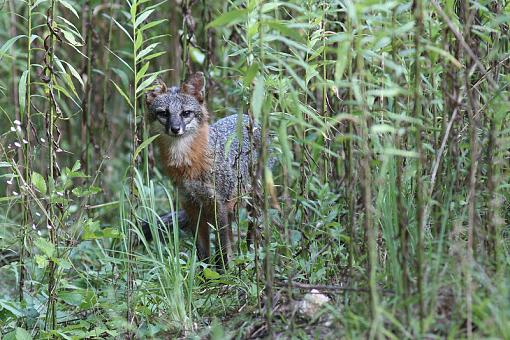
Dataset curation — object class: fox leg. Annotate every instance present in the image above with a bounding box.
[185,204,211,262]
[195,218,211,261]
[246,202,257,249]
[214,203,233,270]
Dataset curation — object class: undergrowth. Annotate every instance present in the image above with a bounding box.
[1,0,510,338]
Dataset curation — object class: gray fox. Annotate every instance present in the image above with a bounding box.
[144,72,262,266]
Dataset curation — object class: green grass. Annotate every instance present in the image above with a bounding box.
[1,0,510,338]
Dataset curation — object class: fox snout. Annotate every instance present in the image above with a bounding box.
[157,111,184,136]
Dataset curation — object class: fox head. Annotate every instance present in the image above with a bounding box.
[146,72,208,137]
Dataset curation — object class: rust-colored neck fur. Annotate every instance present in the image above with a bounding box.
[158,124,211,183]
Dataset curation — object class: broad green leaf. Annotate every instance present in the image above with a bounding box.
[18,70,28,117]
[31,172,47,194]
[82,219,101,240]
[206,9,248,29]
[55,257,71,270]
[190,47,205,64]
[34,237,55,258]
[35,255,48,269]
[203,267,221,280]
[3,327,32,340]
[110,80,133,109]
[59,291,83,307]
[0,300,24,317]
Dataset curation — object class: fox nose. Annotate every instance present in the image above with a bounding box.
[170,126,180,134]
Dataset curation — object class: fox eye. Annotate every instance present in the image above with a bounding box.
[155,109,166,117]
[181,110,193,118]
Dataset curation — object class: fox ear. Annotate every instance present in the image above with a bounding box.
[181,72,205,103]
[145,78,167,107]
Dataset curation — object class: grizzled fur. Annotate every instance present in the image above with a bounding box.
[145,73,261,265]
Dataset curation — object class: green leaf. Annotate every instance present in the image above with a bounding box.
[18,70,29,117]
[425,44,462,69]
[140,19,166,32]
[82,220,100,240]
[136,73,158,95]
[31,0,46,10]
[31,172,47,194]
[0,299,24,317]
[59,0,79,18]
[243,63,259,86]
[71,160,81,172]
[59,291,83,307]
[135,62,149,85]
[134,31,143,52]
[101,228,121,239]
[132,134,160,162]
[266,20,304,42]
[136,43,159,61]
[63,61,84,89]
[61,28,83,46]
[82,220,121,240]
[130,1,138,25]
[112,18,133,43]
[72,186,101,197]
[55,257,72,270]
[206,9,248,29]
[79,290,97,309]
[34,237,55,258]
[35,255,48,269]
[203,267,221,280]
[134,9,155,29]
[0,35,26,62]
[190,47,205,64]
[3,327,32,340]
[110,80,133,109]
[140,51,165,62]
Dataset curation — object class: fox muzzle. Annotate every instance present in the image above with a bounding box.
[163,110,184,135]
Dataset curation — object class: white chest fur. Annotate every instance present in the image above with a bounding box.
[160,134,195,166]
